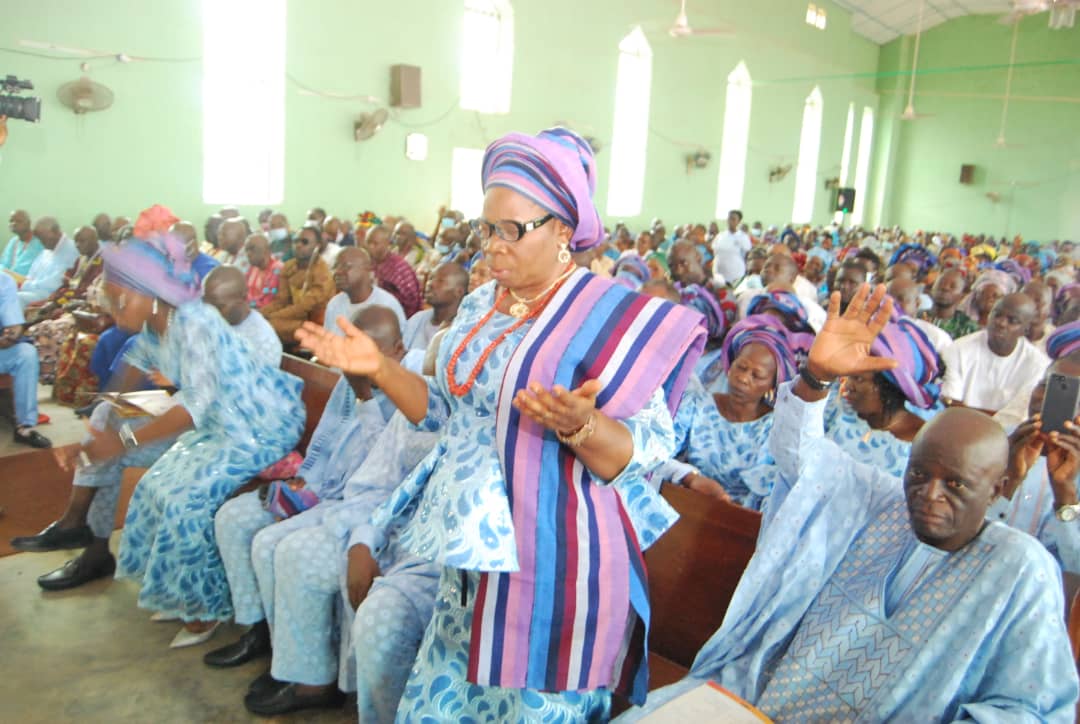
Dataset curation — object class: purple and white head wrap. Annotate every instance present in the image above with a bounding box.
[721,314,807,386]
[1047,320,1080,361]
[612,254,650,291]
[101,231,201,307]
[870,317,943,409]
[746,290,815,335]
[481,127,603,251]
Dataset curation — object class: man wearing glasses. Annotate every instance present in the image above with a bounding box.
[260,223,335,344]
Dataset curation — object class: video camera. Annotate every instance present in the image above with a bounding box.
[1,76,41,123]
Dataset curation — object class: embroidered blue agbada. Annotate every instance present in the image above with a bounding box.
[621,382,1078,722]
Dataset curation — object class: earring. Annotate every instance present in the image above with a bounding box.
[151,298,159,315]
[558,245,572,264]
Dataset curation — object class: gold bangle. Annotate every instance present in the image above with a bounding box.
[556,413,596,447]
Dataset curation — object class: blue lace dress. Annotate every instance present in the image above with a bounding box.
[115,302,304,621]
[371,284,678,722]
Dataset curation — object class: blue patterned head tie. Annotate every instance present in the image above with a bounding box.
[746,290,814,334]
[612,254,650,290]
[889,243,937,277]
[994,258,1032,288]
[481,127,602,251]
[870,317,943,409]
[721,314,804,385]
[677,283,731,342]
[1047,321,1080,361]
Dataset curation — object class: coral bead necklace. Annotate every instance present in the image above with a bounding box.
[447,267,575,397]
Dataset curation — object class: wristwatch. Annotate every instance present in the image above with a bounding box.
[798,363,834,392]
[1055,502,1080,522]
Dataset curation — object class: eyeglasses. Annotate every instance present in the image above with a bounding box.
[295,237,315,246]
[469,213,553,243]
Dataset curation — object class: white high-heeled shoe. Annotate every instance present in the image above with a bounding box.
[169,621,221,649]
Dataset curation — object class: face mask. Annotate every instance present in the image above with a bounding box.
[269,228,288,242]
[435,242,451,255]
[335,231,344,243]
[260,222,271,232]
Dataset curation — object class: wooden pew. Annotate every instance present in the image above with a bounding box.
[645,484,761,688]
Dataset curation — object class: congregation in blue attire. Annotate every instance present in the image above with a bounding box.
[6,128,1080,724]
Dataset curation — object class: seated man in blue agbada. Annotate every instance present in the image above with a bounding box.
[620,284,1079,723]
[0,272,51,447]
[16,216,79,309]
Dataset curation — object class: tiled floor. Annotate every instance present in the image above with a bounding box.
[0,532,358,723]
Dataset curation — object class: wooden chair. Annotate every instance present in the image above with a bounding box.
[645,484,761,687]
[0,373,12,424]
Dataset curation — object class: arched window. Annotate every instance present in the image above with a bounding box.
[202,0,285,204]
[791,86,823,224]
[715,62,752,218]
[450,147,486,219]
[835,102,855,223]
[606,27,652,217]
[852,107,874,225]
[460,0,514,113]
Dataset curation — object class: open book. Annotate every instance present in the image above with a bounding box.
[98,390,182,418]
[636,681,772,723]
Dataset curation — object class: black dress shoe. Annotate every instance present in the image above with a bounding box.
[244,681,346,717]
[247,671,280,697]
[13,428,52,448]
[203,620,271,668]
[37,553,116,591]
[11,522,94,552]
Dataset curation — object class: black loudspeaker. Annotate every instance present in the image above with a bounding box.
[960,164,976,185]
[390,64,421,108]
[835,187,856,214]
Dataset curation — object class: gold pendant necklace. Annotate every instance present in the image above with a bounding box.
[507,265,576,319]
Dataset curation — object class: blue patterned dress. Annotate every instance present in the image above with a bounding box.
[823,390,912,479]
[370,284,678,722]
[661,376,774,509]
[115,301,304,622]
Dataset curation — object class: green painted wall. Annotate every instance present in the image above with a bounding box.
[0,0,879,235]
[873,14,1080,240]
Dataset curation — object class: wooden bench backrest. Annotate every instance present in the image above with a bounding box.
[645,484,761,670]
[280,353,341,454]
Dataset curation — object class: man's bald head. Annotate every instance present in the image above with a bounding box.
[33,216,62,249]
[218,218,248,255]
[904,407,1009,552]
[8,209,31,239]
[669,240,705,286]
[887,277,921,317]
[987,293,1037,356]
[245,233,271,269]
[203,265,249,326]
[73,225,100,258]
[92,213,112,241]
[761,252,798,288]
[352,305,405,363]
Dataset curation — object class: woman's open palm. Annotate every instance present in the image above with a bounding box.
[808,284,897,380]
[296,317,382,377]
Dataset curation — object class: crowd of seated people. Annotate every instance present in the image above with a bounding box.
[4,130,1080,720]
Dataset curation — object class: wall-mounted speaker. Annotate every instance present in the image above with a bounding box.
[960,164,976,185]
[390,64,421,108]
[835,187,855,214]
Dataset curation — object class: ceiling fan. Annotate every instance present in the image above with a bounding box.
[647,0,733,39]
[993,21,1026,149]
[999,0,1079,29]
[900,0,934,121]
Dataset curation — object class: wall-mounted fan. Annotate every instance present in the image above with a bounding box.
[685,149,711,172]
[57,76,114,114]
[769,164,793,183]
[354,108,389,141]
